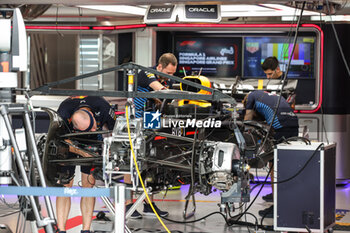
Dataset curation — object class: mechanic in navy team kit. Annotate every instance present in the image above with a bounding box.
[262,56,296,108]
[56,96,116,233]
[134,52,177,118]
[261,56,284,80]
[243,90,299,218]
[125,53,177,218]
[244,90,298,139]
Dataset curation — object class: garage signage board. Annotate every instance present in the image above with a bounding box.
[144,5,176,23]
[179,4,221,22]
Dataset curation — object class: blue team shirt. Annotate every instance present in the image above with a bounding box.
[246,90,298,129]
[134,66,173,118]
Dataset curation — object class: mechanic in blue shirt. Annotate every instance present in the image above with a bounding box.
[134,53,177,118]
[56,96,116,233]
[243,90,298,219]
[125,53,177,219]
[244,90,298,139]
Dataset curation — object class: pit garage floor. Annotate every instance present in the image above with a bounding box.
[1,169,350,233]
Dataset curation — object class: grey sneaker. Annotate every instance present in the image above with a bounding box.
[126,203,143,219]
[143,202,169,217]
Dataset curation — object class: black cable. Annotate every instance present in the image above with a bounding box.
[17,158,32,233]
[255,168,260,183]
[9,162,35,233]
[22,199,29,233]
[78,7,84,87]
[270,143,324,185]
[250,174,271,201]
[314,11,329,142]
[230,202,247,217]
[0,210,20,218]
[55,5,63,37]
[161,210,260,229]
[257,1,306,157]
[185,127,198,200]
[16,187,29,233]
[283,136,311,145]
[161,211,227,224]
[320,105,330,144]
[280,4,299,65]
[14,210,21,233]
[0,200,19,211]
[229,217,271,230]
[250,183,263,192]
[24,90,37,134]
[245,4,298,133]
[244,210,258,230]
[260,209,272,228]
[316,5,330,146]
[325,0,350,78]
[161,208,272,232]
[234,165,272,222]
[15,209,21,233]
[245,205,252,233]
[14,167,25,233]
[256,143,323,189]
[0,194,19,209]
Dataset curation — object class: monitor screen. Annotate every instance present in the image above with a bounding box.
[244,36,316,79]
[175,36,242,77]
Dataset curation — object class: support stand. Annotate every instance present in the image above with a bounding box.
[114,184,126,233]
[99,186,150,233]
[183,194,196,219]
[0,103,56,232]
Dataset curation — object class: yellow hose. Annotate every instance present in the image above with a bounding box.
[125,106,171,233]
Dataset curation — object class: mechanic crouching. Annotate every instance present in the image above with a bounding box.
[243,90,298,218]
[56,96,116,233]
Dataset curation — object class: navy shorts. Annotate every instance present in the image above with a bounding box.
[274,127,298,141]
[58,152,93,177]
[269,127,298,163]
